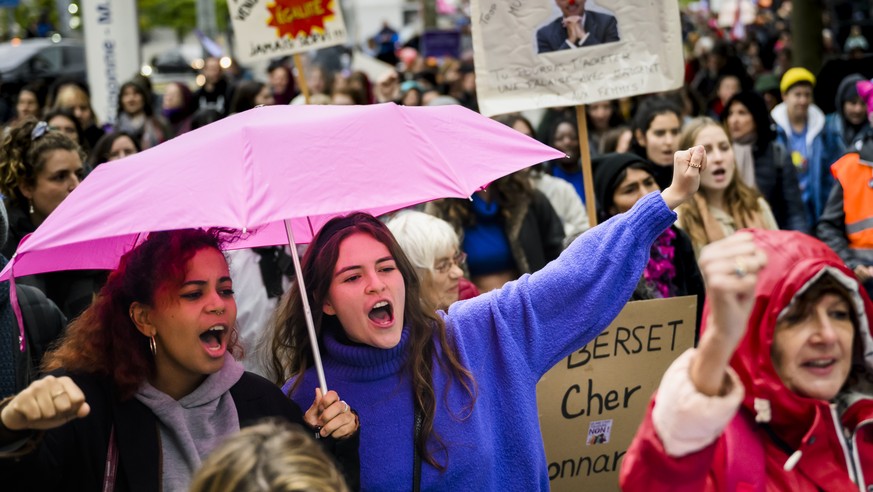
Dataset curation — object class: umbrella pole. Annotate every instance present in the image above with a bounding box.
[283,219,328,394]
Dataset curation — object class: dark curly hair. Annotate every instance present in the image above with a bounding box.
[0,117,84,208]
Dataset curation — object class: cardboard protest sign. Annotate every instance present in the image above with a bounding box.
[469,0,684,116]
[536,296,697,491]
[227,0,348,63]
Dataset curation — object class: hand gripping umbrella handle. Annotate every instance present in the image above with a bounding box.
[284,219,328,394]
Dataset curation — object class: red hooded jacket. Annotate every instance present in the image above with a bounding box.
[620,229,873,491]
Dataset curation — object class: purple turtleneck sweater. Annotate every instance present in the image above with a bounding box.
[285,192,675,491]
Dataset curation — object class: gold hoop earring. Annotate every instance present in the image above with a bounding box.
[149,336,157,356]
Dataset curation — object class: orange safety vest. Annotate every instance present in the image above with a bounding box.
[831,153,873,249]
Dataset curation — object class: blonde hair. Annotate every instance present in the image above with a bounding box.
[676,117,765,248]
[54,84,89,109]
[189,420,350,492]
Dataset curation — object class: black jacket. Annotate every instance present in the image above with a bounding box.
[751,140,810,232]
[11,283,66,396]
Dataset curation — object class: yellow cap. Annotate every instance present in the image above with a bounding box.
[780,67,816,94]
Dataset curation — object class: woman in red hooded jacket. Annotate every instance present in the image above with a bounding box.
[620,228,873,491]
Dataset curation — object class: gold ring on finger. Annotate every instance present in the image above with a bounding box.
[51,391,66,399]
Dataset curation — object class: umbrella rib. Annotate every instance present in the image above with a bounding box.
[241,125,256,230]
[397,107,469,194]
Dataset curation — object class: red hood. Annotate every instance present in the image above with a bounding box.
[700,229,873,446]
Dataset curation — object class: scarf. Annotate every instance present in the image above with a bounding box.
[117,112,145,135]
[643,227,676,298]
[732,133,757,190]
[134,353,245,492]
[694,193,770,245]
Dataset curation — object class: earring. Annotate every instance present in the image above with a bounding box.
[149,336,157,356]
[28,200,34,215]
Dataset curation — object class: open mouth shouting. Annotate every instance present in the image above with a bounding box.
[368,300,395,328]
[199,324,229,357]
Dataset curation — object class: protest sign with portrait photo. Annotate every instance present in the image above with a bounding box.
[470,0,684,116]
[536,296,697,491]
[227,0,348,63]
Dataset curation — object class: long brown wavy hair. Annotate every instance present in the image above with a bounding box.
[42,228,241,399]
[270,213,477,470]
[676,117,766,248]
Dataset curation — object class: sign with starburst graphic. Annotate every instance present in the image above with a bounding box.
[228,0,348,62]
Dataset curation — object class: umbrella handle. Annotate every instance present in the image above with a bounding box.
[284,219,329,394]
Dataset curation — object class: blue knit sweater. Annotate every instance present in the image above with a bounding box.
[285,192,675,491]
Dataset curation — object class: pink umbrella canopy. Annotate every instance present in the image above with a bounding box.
[2,103,563,279]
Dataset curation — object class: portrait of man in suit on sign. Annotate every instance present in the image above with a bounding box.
[536,0,619,53]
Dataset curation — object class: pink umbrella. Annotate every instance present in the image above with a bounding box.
[3,103,563,390]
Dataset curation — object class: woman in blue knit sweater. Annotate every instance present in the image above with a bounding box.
[270,146,707,490]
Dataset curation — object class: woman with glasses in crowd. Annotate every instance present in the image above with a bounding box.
[386,210,478,311]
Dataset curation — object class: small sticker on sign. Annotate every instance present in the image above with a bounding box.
[586,419,612,445]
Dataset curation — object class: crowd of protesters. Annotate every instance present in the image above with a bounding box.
[0,1,870,490]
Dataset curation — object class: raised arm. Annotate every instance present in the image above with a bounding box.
[620,233,767,491]
[447,147,706,379]
[690,233,767,396]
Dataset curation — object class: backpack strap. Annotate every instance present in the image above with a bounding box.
[724,408,766,492]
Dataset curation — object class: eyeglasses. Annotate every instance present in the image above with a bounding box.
[434,252,467,274]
